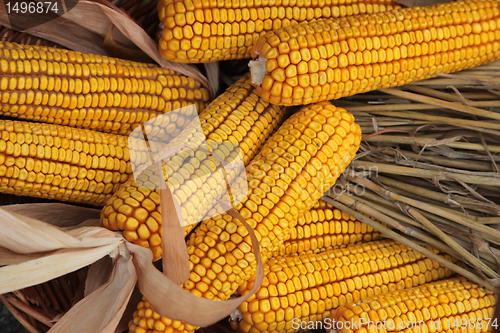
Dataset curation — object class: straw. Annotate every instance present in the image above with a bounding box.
[329,60,500,289]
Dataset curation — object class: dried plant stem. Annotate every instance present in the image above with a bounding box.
[322,196,494,289]
[384,150,495,172]
[406,207,498,278]
[7,296,54,327]
[49,279,69,312]
[343,190,495,256]
[410,237,497,269]
[364,136,500,153]
[13,290,38,328]
[352,161,500,186]
[404,85,470,102]
[360,125,423,134]
[328,190,462,259]
[380,153,500,178]
[377,176,500,217]
[343,184,480,238]
[347,174,500,245]
[344,184,424,228]
[356,111,500,134]
[378,88,500,120]
[0,295,43,333]
[411,77,500,86]
[338,61,500,290]
[377,177,499,215]
[451,237,499,267]
[347,100,500,111]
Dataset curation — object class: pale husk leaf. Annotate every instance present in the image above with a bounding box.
[0,244,119,294]
[2,203,100,227]
[49,252,136,333]
[0,247,51,265]
[85,256,114,297]
[0,208,121,253]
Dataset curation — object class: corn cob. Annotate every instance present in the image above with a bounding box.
[128,101,362,333]
[329,277,496,333]
[229,240,456,333]
[101,74,287,260]
[0,42,210,134]
[0,119,149,206]
[249,0,500,105]
[276,201,381,257]
[157,0,400,63]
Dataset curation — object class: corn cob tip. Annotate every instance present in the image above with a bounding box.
[249,52,268,87]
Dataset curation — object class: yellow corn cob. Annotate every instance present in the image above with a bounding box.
[0,42,210,134]
[249,0,500,105]
[0,119,149,205]
[276,201,381,257]
[128,101,362,333]
[329,277,496,333]
[157,0,400,63]
[229,240,457,333]
[101,74,288,260]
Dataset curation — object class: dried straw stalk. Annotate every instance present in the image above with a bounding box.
[326,60,500,290]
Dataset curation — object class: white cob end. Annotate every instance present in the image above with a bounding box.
[157,22,165,41]
[249,52,268,86]
[229,308,243,321]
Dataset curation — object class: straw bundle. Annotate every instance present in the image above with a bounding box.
[325,59,500,290]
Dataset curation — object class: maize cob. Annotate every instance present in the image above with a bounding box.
[229,240,456,333]
[0,119,149,206]
[329,277,496,333]
[101,74,288,261]
[249,0,500,105]
[0,42,210,135]
[276,201,381,257]
[157,0,400,63]
[128,101,362,333]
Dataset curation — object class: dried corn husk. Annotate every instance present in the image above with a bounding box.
[0,202,264,333]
